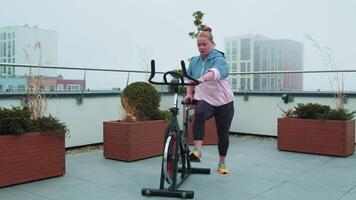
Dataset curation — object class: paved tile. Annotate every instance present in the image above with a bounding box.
[13,176,107,200]
[1,136,355,200]
[0,187,47,200]
[339,192,356,200]
[250,181,345,200]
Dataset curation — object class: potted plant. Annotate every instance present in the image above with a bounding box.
[103,82,170,162]
[0,106,68,187]
[278,103,355,157]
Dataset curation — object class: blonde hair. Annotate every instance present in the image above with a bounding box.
[197,26,215,45]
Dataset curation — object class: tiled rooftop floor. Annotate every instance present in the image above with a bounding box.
[1,136,356,200]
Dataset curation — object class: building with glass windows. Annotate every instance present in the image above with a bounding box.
[224,35,303,91]
[0,25,86,93]
[0,76,27,92]
[0,24,57,77]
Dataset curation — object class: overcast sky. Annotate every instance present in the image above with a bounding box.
[1,0,356,90]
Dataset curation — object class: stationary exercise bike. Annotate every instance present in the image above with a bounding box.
[141,60,211,199]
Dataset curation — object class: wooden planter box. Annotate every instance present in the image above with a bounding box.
[188,116,218,145]
[103,120,169,161]
[0,132,65,187]
[277,118,355,157]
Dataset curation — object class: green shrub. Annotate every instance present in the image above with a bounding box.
[0,106,69,136]
[293,103,331,119]
[0,107,33,135]
[291,103,355,121]
[122,82,161,121]
[155,109,172,120]
[33,115,69,137]
[326,109,355,120]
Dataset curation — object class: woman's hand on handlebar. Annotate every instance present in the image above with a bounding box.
[183,95,196,109]
[183,94,193,103]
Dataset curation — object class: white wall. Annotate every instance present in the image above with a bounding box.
[46,96,120,147]
[230,95,356,136]
[1,93,355,147]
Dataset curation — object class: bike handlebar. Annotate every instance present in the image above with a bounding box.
[149,60,199,86]
[181,98,197,105]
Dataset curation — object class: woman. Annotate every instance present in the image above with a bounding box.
[185,26,234,174]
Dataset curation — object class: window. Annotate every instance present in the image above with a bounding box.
[8,85,14,91]
[241,63,246,72]
[241,78,246,90]
[240,38,251,60]
[7,41,11,58]
[67,84,81,91]
[231,48,237,61]
[262,78,267,91]
[231,41,237,61]
[231,78,237,90]
[231,63,237,72]
[0,84,3,91]
[247,77,250,90]
[3,43,5,56]
[12,40,15,56]
[278,79,283,90]
[17,85,25,91]
[271,78,275,91]
[57,84,64,91]
[262,58,267,71]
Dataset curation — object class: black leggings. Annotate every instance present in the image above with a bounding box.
[193,100,234,157]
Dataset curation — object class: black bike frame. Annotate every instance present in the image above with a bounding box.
[141,60,210,199]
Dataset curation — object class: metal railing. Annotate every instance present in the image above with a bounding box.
[1,62,356,93]
[1,62,355,75]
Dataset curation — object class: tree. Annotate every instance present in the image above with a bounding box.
[188,11,205,39]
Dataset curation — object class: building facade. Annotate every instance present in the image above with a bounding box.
[0,75,86,93]
[224,35,303,91]
[56,79,86,92]
[0,24,57,77]
[0,76,26,92]
[28,76,57,92]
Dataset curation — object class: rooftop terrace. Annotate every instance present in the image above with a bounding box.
[1,63,356,199]
[1,135,356,200]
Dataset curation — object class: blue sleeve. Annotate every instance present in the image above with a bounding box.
[213,57,230,79]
